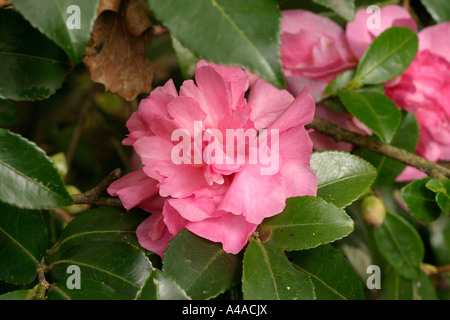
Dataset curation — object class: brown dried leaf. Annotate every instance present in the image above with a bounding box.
[125,0,152,37]
[98,0,122,15]
[84,1,154,101]
[0,0,11,8]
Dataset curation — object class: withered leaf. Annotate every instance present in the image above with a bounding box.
[84,0,154,101]
[0,0,11,8]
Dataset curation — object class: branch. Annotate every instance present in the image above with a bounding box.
[307,118,450,180]
[71,168,123,207]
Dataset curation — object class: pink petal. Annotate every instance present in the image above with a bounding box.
[107,169,159,211]
[136,213,175,258]
[186,213,258,254]
[419,22,450,63]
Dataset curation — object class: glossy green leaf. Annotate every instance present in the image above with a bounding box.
[400,178,441,223]
[426,179,450,214]
[291,245,365,300]
[162,229,241,300]
[429,214,450,265]
[311,151,377,208]
[48,207,147,254]
[0,203,48,285]
[373,212,424,279]
[242,240,315,300]
[46,279,129,300]
[338,90,401,144]
[352,27,418,85]
[147,0,285,88]
[0,129,73,209]
[172,36,199,79]
[135,269,190,300]
[0,100,19,125]
[47,241,152,297]
[421,0,450,23]
[362,112,419,186]
[10,0,100,63]
[259,196,354,251]
[312,0,355,21]
[0,9,70,101]
[385,269,437,300]
[324,69,355,97]
[0,289,35,300]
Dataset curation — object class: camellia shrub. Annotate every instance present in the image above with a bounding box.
[0,0,450,302]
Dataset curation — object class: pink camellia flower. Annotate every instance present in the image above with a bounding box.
[280,10,356,101]
[280,10,368,151]
[385,22,450,181]
[108,60,318,257]
[345,5,417,60]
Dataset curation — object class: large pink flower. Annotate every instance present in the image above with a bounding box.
[108,60,318,257]
[345,5,417,60]
[385,22,450,180]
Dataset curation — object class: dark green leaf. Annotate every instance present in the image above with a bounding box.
[385,269,437,300]
[373,212,424,279]
[147,0,285,88]
[0,100,19,125]
[47,241,152,297]
[352,27,418,85]
[0,129,73,209]
[311,151,377,208]
[0,203,48,285]
[426,179,450,214]
[10,0,99,63]
[362,112,419,186]
[400,178,441,222]
[135,269,190,300]
[291,244,365,300]
[0,289,35,300]
[0,9,70,101]
[338,90,401,144]
[162,229,241,300]
[311,0,355,21]
[49,207,147,254]
[242,240,315,300]
[46,279,129,300]
[421,0,450,23]
[259,196,354,251]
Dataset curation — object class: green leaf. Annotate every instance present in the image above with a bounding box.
[46,279,129,300]
[311,151,377,208]
[0,9,70,101]
[48,207,147,254]
[311,0,355,21]
[400,178,441,223]
[426,179,450,215]
[291,244,365,300]
[338,90,401,144]
[362,111,419,186]
[0,129,73,209]
[420,0,450,23]
[10,0,100,63]
[324,69,355,97]
[162,229,241,300]
[352,27,418,85]
[385,269,437,300]
[0,203,48,285]
[0,289,35,300]
[147,0,285,88]
[0,100,19,125]
[373,212,424,279]
[47,241,152,297]
[259,196,354,251]
[242,240,315,300]
[135,269,191,300]
[172,36,199,79]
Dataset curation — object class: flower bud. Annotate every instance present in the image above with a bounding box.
[63,185,89,214]
[361,195,386,227]
[50,152,68,178]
